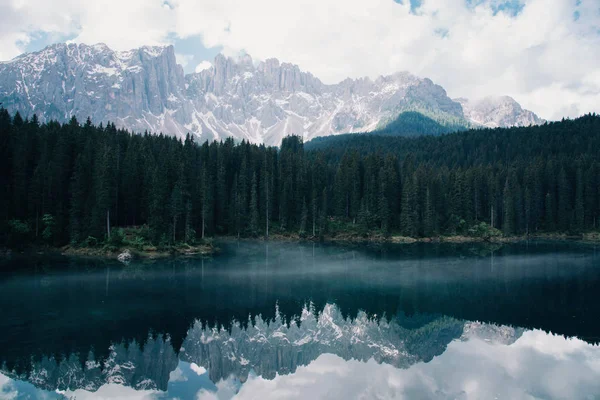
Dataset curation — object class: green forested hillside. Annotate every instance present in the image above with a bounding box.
[377,111,468,137]
[1,108,599,248]
[306,111,466,150]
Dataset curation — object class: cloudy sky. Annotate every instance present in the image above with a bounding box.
[0,0,598,120]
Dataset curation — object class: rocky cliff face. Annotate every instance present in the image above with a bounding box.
[0,43,544,145]
[0,43,190,136]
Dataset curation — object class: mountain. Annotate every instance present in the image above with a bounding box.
[0,43,543,145]
[456,96,546,128]
[0,43,189,138]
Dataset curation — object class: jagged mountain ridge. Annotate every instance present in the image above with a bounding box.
[0,42,543,145]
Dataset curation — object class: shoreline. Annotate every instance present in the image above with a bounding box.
[2,232,598,261]
[1,242,217,262]
[223,231,600,245]
[61,243,216,259]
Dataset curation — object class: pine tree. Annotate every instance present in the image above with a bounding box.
[574,166,585,232]
[424,186,435,237]
[262,162,271,238]
[524,186,532,235]
[0,109,11,237]
[378,168,390,234]
[503,177,514,235]
[170,178,184,243]
[229,174,241,238]
[69,155,88,243]
[320,188,328,236]
[545,192,555,231]
[311,188,318,237]
[216,160,228,233]
[200,168,213,239]
[299,197,308,236]
[400,175,417,237]
[94,145,115,240]
[249,172,259,236]
[2,108,600,248]
[557,167,571,232]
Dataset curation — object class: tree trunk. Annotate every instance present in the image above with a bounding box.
[346,193,349,218]
[185,201,191,243]
[173,215,177,243]
[106,209,111,239]
[115,144,120,225]
[201,209,205,239]
[474,191,478,221]
[265,178,269,239]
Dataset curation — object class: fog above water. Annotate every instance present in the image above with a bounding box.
[0,240,599,399]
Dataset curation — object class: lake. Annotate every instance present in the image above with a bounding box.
[1,240,599,399]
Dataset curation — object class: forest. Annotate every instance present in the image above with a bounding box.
[1,107,600,248]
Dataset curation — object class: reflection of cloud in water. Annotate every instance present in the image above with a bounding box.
[235,331,600,399]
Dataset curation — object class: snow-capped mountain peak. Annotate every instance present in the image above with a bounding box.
[456,95,545,128]
[0,43,544,145]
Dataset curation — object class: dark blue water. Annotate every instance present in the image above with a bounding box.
[1,240,599,399]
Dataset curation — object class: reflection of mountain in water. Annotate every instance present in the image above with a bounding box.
[181,304,467,383]
[1,303,523,394]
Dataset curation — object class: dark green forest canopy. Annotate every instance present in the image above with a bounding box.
[306,115,600,166]
[1,107,599,248]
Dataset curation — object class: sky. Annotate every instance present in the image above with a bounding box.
[0,0,599,120]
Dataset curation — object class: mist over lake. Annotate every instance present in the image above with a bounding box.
[1,240,599,399]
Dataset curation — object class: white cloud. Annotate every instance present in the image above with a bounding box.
[194,61,213,73]
[175,53,194,68]
[0,0,598,120]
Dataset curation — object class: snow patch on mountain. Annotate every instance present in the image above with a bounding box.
[456,96,546,128]
[0,43,545,145]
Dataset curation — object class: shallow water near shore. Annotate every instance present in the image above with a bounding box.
[1,240,599,399]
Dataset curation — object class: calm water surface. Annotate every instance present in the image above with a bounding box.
[0,240,599,399]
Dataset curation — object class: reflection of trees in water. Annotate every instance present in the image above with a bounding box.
[2,334,177,392]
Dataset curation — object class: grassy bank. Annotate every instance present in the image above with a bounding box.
[60,241,215,259]
[61,226,217,260]
[3,225,218,261]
